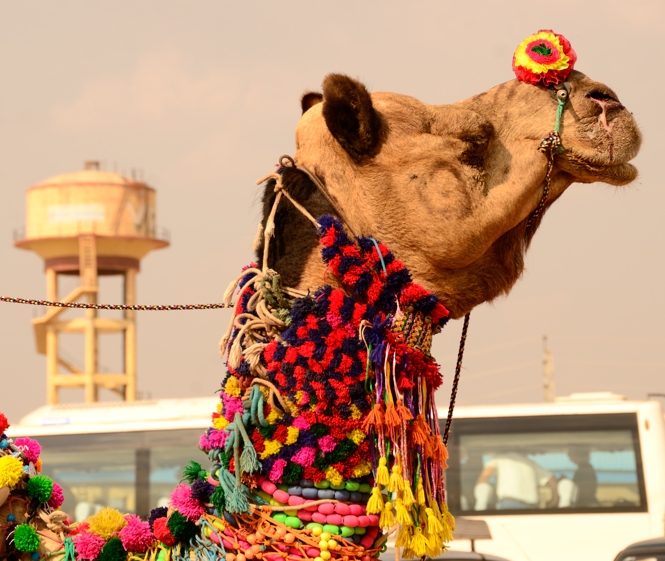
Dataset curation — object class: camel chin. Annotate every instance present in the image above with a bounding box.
[560,153,639,186]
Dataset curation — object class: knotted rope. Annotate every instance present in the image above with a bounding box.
[0,296,231,311]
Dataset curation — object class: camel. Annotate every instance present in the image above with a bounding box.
[0,33,642,561]
[259,70,641,318]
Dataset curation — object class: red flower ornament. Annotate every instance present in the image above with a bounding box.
[513,30,577,86]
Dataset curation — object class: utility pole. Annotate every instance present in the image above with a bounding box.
[543,335,555,402]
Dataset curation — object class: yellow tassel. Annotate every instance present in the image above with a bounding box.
[440,503,455,543]
[402,479,415,507]
[410,527,429,558]
[379,501,395,528]
[415,477,426,505]
[376,457,389,487]
[418,504,428,528]
[402,549,416,560]
[388,464,404,492]
[426,532,444,558]
[395,497,412,526]
[426,507,443,534]
[366,486,384,514]
[395,525,412,549]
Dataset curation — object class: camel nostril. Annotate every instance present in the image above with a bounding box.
[587,90,617,102]
[587,90,624,112]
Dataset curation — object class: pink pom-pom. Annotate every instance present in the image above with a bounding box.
[292,415,310,430]
[269,459,287,482]
[48,482,65,509]
[318,436,336,453]
[169,483,204,522]
[199,433,210,451]
[222,394,244,419]
[74,532,106,560]
[14,437,41,463]
[206,429,228,449]
[291,447,316,467]
[120,514,155,553]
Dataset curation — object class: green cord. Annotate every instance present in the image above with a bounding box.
[554,97,567,134]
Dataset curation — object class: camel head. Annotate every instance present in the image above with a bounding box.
[258,35,641,319]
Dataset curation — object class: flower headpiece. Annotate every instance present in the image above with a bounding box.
[513,30,577,86]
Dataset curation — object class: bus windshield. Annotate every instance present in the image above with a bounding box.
[446,413,647,515]
[36,429,205,520]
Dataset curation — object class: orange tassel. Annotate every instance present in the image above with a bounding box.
[396,399,413,422]
[410,414,430,447]
[361,402,385,432]
[384,401,401,428]
[429,435,449,467]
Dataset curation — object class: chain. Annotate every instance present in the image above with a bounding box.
[0,296,233,311]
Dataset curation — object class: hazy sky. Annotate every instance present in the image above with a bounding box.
[1,1,663,424]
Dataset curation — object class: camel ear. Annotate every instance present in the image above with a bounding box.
[322,74,382,161]
[301,92,323,114]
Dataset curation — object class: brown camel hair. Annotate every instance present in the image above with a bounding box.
[257,71,641,318]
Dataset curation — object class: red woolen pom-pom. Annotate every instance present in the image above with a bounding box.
[0,413,9,434]
[152,517,177,546]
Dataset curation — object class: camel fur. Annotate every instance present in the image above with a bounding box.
[259,71,641,318]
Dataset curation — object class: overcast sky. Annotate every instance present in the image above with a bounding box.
[1,1,663,424]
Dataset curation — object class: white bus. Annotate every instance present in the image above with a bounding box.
[444,392,665,561]
[7,397,218,522]
[9,393,665,561]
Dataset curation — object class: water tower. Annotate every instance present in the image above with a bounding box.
[14,161,169,404]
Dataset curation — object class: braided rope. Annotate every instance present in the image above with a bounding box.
[443,311,471,445]
[525,95,567,234]
[0,296,232,311]
[525,131,561,233]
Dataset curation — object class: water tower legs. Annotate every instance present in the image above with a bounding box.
[124,269,137,402]
[32,235,138,404]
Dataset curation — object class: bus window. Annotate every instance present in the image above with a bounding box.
[34,429,206,520]
[446,414,647,515]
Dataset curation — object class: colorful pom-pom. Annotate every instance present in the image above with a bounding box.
[169,483,204,522]
[166,511,199,543]
[74,532,106,560]
[0,413,9,434]
[119,514,155,553]
[181,460,205,484]
[13,524,41,552]
[14,438,42,464]
[148,506,168,531]
[152,517,177,546]
[27,475,53,503]
[512,30,577,86]
[48,482,65,509]
[97,537,127,561]
[0,455,24,488]
[88,507,128,540]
